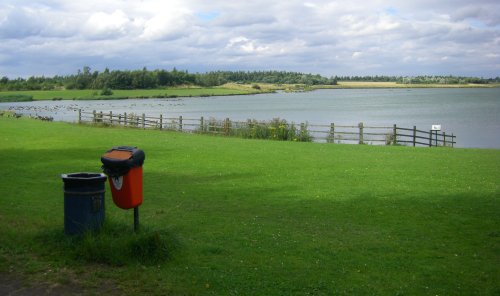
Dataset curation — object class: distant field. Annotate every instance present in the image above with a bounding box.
[0,86,258,101]
[1,115,499,295]
[335,81,499,88]
[2,82,498,102]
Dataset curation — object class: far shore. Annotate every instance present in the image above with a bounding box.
[1,81,498,102]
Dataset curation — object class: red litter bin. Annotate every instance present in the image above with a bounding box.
[101,146,145,209]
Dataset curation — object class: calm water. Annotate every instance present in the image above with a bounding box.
[1,88,499,148]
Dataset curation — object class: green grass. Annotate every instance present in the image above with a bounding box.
[0,87,257,101]
[0,116,499,295]
[0,93,33,102]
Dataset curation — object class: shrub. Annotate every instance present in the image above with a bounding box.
[100,88,114,96]
[198,117,312,142]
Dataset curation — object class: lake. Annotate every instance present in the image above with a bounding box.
[1,88,499,148]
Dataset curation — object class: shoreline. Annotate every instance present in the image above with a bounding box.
[0,82,499,102]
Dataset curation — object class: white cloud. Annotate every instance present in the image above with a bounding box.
[83,10,131,39]
[352,52,363,59]
[140,8,194,41]
[226,36,270,54]
[0,0,499,77]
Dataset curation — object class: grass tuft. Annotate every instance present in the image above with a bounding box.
[38,222,180,266]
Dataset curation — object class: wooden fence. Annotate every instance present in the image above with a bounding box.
[79,110,456,147]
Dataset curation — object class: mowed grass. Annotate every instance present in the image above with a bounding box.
[0,116,499,295]
[0,86,256,101]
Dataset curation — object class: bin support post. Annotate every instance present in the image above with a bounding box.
[134,206,139,232]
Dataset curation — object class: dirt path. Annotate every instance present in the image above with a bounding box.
[0,272,84,295]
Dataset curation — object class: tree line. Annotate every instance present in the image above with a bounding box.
[1,67,498,91]
[0,67,337,91]
[334,75,499,84]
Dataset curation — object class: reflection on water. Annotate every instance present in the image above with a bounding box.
[1,88,499,148]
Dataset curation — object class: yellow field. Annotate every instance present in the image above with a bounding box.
[335,81,499,88]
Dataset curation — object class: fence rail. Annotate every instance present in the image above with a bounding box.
[78,110,456,147]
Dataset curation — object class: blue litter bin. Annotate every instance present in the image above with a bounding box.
[61,173,107,235]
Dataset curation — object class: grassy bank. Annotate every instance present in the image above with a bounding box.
[2,81,498,102]
[0,85,261,101]
[0,116,499,295]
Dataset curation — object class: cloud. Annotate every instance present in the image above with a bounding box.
[0,0,499,78]
[83,10,132,40]
[0,6,42,38]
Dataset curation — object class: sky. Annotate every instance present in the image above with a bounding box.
[0,0,499,78]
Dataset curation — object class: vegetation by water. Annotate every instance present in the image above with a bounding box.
[2,67,498,93]
[0,86,260,101]
[1,115,498,295]
[197,117,313,142]
[0,93,33,102]
[0,68,337,91]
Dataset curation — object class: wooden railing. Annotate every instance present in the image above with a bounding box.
[79,110,456,147]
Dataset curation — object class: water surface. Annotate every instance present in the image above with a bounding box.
[1,88,499,148]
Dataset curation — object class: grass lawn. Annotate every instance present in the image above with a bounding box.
[0,116,499,295]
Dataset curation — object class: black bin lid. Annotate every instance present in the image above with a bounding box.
[101,146,145,176]
[61,172,107,186]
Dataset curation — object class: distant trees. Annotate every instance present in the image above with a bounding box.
[337,75,498,85]
[0,67,497,91]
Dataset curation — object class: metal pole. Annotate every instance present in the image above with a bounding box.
[134,206,139,232]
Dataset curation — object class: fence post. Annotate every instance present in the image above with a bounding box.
[328,123,335,143]
[393,124,397,145]
[443,132,447,147]
[200,116,204,133]
[109,111,113,124]
[142,113,146,129]
[452,133,454,148]
[225,118,230,136]
[179,115,183,131]
[159,114,163,130]
[429,130,432,147]
[93,110,96,123]
[358,122,364,144]
[124,112,127,126]
[413,126,416,147]
[300,123,305,140]
[78,109,82,124]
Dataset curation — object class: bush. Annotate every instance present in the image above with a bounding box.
[100,88,114,96]
[198,118,312,142]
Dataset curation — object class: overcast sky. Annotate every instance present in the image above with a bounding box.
[1,0,499,78]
